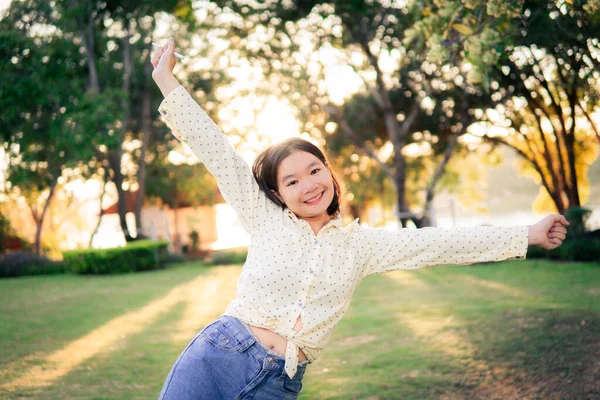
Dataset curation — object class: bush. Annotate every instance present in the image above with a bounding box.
[209,247,248,265]
[527,237,600,263]
[0,211,32,253]
[189,230,200,252]
[559,238,600,262]
[565,207,592,237]
[0,251,67,278]
[165,252,188,264]
[63,240,170,274]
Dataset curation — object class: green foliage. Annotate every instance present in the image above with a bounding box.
[209,247,248,265]
[189,230,200,252]
[145,154,221,209]
[558,239,600,263]
[0,29,90,189]
[0,211,17,250]
[0,208,33,253]
[0,251,67,278]
[63,240,170,274]
[527,238,600,263]
[564,207,592,237]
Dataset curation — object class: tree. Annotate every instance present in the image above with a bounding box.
[412,0,600,214]
[55,0,196,241]
[145,152,221,252]
[0,5,92,254]
[204,0,504,226]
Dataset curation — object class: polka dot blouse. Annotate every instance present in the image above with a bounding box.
[158,85,529,378]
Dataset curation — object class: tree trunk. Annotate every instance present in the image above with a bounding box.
[110,19,134,241]
[108,152,132,241]
[73,0,99,93]
[421,130,462,227]
[31,179,58,255]
[135,39,153,238]
[392,149,413,227]
[565,74,581,210]
[348,202,362,221]
[172,194,181,254]
[564,130,580,209]
[357,34,419,226]
[84,0,99,92]
[89,167,110,248]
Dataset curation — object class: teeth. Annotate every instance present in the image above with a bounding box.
[305,192,323,203]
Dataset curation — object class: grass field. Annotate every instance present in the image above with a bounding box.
[1,259,599,399]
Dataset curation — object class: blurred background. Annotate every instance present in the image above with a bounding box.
[1,0,599,261]
[1,2,600,399]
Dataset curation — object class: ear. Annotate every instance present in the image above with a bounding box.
[271,189,284,204]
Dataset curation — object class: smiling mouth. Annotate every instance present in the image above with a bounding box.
[304,191,324,204]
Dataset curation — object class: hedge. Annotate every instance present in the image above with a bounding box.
[527,238,600,263]
[209,247,248,265]
[63,240,170,274]
[0,251,67,278]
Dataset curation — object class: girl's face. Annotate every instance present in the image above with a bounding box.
[274,151,335,222]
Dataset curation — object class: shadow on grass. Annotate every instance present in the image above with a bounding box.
[0,265,240,399]
[302,265,600,400]
[463,310,600,400]
[400,265,600,399]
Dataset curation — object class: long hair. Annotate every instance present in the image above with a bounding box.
[252,138,341,216]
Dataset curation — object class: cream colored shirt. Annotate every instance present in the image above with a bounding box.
[159,85,529,378]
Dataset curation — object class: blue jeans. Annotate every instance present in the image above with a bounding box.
[158,315,309,399]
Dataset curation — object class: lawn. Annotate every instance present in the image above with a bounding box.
[0,259,598,399]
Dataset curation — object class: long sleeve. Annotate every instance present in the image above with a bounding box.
[358,225,529,279]
[158,86,279,233]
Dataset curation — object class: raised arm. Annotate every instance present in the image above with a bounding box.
[150,38,278,233]
[151,38,180,97]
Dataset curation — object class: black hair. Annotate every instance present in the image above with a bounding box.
[252,138,341,216]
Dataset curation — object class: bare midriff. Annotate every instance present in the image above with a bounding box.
[248,316,307,362]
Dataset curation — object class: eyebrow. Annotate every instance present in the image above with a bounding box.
[281,161,321,183]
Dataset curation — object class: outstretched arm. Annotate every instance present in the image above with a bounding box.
[358,224,529,279]
[358,214,569,279]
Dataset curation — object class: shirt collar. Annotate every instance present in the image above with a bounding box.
[285,209,359,235]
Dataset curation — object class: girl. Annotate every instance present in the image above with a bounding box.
[151,38,568,400]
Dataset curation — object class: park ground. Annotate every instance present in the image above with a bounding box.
[0,259,599,399]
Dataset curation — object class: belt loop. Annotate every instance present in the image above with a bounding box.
[237,335,256,352]
[221,316,257,353]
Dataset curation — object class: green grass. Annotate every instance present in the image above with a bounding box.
[1,260,599,399]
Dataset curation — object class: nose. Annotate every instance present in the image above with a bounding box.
[302,179,318,194]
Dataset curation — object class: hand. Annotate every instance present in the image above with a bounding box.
[528,214,569,250]
[151,37,178,80]
[150,37,181,97]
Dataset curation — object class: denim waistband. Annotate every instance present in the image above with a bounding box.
[217,315,309,373]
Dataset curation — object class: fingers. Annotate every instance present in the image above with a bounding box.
[546,216,568,248]
[548,230,566,241]
[151,45,164,69]
[166,37,175,55]
[554,214,569,226]
[549,236,564,247]
[550,226,567,235]
[151,38,177,69]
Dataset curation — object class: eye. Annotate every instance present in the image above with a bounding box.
[286,180,298,187]
[311,168,321,175]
